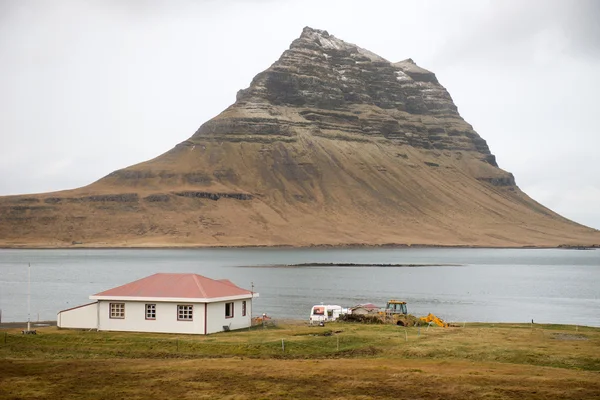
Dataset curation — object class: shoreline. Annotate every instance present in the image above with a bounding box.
[0,243,598,250]
[240,263,464,268]
[2,320,599,329]
[0,321,56,329]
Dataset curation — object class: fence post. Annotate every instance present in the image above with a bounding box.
[337,335,339,351]
[281,339,285,352]
[404,329,408,342]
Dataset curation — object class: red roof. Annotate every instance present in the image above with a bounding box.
[92,273,252,299]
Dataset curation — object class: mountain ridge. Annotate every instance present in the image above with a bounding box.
[1,27,598,248]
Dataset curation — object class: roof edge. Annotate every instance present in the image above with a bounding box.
[192,274,209,298]
[89,293,258,303]
[57,301,98,314]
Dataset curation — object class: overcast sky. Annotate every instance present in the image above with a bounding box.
[1,0,599,229]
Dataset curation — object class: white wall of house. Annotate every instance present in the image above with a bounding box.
[97,300,206,334]
[57,302,98,329]
[58,297,254,334]
[206,298,252,334]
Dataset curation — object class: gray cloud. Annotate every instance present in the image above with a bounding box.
[0,0,598,229]
[428,0,600,65]
[563,0,600,57]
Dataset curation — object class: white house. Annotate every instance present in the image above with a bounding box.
[57,273,258,334]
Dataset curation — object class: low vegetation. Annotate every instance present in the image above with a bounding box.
[1,322,599,399]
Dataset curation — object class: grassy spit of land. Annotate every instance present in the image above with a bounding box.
[1,322,599,399]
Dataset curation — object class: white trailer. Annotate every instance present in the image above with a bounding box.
[309,304,349,324]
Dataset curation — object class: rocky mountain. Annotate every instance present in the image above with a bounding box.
[1,27,598,248]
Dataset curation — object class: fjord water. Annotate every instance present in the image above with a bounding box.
[0,248,598,326]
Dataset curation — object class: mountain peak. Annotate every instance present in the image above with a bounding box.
[1,28,598,248]
[300,26,330,38]
[294,26,388,62]
[207,28,489,161]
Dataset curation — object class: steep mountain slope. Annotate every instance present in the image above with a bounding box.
[1,27,598,248]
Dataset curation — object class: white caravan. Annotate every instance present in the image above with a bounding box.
[309,305,349,324]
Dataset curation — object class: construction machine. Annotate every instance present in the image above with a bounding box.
[378,300,416,326]
[379,300,449,327]
[384,300,408,315]
[419,313,449,328]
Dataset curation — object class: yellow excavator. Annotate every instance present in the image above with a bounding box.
[419,313,449,328]
[378,300,416,326]
[384,300,408,315]
[379,300,449,328]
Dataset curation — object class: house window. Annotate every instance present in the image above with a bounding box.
[242,301,247,316]
[145,304,156,320]
[110,303,125,319]
[178,305,193,321]
[225,302,234,318]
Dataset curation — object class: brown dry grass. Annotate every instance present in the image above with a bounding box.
[2,358,599,400]
[1,322,599,399]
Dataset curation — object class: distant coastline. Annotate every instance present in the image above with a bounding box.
[242,263,463,268]
[0,243,598,250]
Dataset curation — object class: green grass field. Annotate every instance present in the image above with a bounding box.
[1,322,599,399]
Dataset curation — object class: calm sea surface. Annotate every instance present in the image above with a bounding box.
[0,248,598,326]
